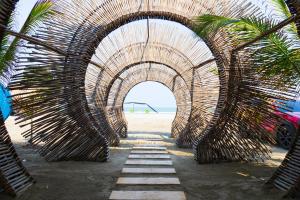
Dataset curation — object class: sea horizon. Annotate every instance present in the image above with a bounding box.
[123,106,177,113]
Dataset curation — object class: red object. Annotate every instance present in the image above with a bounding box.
[263,104,300,135]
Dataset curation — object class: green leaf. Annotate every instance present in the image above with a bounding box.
[271,0,292,18]
[0,0,56,78]
[193,12,300,84]
[193,14,239,38]
[0,14,15,58]
[270,0,297,32]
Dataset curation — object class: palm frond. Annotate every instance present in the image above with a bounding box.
[194,12,300,84]
[193,14,239,38]
[18,0,56,36]
[252,37,295,80]
[0,0,56,82]
[0,13,15,58]
[271,0,292,18]
[231,17,280,43]
[270,0,297,32]
[238,17,274,34]
[240,17,300,83]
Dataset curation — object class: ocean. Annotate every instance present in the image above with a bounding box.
[123,106,177,113]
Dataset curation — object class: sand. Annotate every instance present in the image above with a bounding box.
[0,113,289,200]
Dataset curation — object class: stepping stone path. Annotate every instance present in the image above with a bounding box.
[117,177,180,185]
[128,154,170,159]
[109,144,187,200]
[132,146,167,150]
[122,168,176,174]
[125,159,173,165]
[110,191,186,200]
[131,150,168,154]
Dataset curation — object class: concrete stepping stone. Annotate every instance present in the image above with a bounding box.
[131,150,168,154]
[125,159,173,166]
[116,177,180,185]
[143,139,163,141]
[128,134,162,139]
[122,168,176,174]
[128,138,163,141]
[129,154,170,159]
[109,191,186,200]
[135,144,164,147]
[132,146,167,150]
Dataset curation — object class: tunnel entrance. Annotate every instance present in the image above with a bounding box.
[123,81,177,139]
[1,0,300,198]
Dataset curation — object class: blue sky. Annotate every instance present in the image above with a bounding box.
[124,81,176,108]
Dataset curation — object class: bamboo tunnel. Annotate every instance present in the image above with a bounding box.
[1,0,300,197]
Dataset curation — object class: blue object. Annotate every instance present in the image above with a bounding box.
[293,100,300,112]
[275,99,300,113]
[0,84,12,120]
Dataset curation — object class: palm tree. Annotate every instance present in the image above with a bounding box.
[0,0,55,86]
[193,0,300,84]
[0,0,56,144]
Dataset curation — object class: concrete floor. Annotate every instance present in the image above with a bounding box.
[0,114,289,200]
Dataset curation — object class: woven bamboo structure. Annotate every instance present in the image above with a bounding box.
[8,0,255,161]
[105,63,192,142]
[265,1,300,198]
[85,19,219,147]
[0,0,300,197]
[0,0,34,196]
[0,114,34,196]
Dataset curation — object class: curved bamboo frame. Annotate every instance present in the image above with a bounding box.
[0,0,300,197]
[0,0,34,196]
[7,0,271,170]
[105,63,192,142]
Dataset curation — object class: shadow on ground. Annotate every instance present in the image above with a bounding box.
[0,113,291,200]
[0,143,130,200]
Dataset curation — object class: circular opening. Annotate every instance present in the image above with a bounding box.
[123,81,177,136]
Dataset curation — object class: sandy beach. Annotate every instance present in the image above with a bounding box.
[124,112,176,133]
[1,113,287,200]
